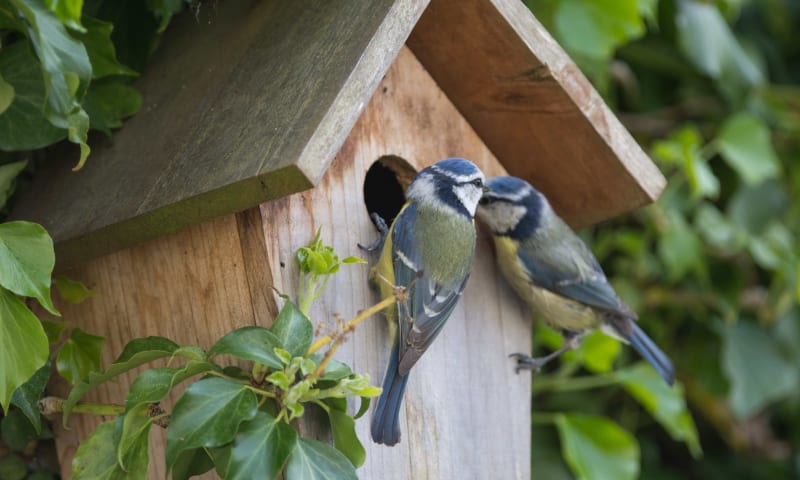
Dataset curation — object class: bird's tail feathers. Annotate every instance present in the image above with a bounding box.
[371,342,410,446]
[621,320,675,386]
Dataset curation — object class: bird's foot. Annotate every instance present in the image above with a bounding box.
[358,213,389,252]
[509,334,582,373]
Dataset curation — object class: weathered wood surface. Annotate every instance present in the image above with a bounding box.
[408,0,667,227]
[50,47,531,479]
[12,0,428,268]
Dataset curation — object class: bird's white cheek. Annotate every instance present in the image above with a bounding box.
[453,185,482,216]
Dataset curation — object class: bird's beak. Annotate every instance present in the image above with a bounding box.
[482,186,490,193]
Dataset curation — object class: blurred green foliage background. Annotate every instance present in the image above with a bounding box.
[523,0,800,478]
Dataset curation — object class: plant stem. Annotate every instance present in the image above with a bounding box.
[39,396,124,416]
[306,295,396,356]
[531,373,619,393]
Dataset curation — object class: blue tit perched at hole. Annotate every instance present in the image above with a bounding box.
[477,176,675,386]
[369,158,487,446]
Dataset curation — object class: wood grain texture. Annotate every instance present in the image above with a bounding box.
[11,0,428,269]
[408,0,667,227]
[49,213,266,479]
[261,46,531,479]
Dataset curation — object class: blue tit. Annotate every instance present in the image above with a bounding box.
[369,158,487,446]
[477,176,674,385]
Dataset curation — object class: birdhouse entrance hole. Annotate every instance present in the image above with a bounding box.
[363,155,417,228]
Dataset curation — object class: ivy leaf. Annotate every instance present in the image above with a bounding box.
[0,453,26,480]
[657,213,705,282]
[10,363,50,434]
[0,160,27,211]
[1,407,39,451]
[209,326,283,369]
[270,301,313,357]
[308,355,352,382]
[694,203,746,252]
[0,288,48,414]
[354,396,371,420]
[286,437,357,480]
[555,413,639,480]
[326,403,366,468]
[72,419,147,480]
[722,321,798,418]
[0,221,57,315]
[43,0,84,31]
[575,331,620,373]
[10,0,93,169]
[124,361,215,410]
[716,113,780,185]
[171,448,215,480]
[63,336,179,425]
[225,411,297,480]
[0,43,64,150]
[617,363,702,457]
[165,377,258,473]
[53,274,94,304]
[82,81,142,135]
[41,318,68,343]
[117,403,153,471]
[56,327,106,385]
[554,0,644,60]
[75,16,138,78]
[0,73,13,115]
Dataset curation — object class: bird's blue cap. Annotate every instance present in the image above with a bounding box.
[486,176,534,197]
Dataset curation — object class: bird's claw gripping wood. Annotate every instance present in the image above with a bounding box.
[358,212,389,252]
[509,334,582,373]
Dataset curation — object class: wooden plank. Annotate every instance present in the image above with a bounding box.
[408,0,667,227]
[49,213,262,479]
[12,0,428,269]
[261,46,531,479]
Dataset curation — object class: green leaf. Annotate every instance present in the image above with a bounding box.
[327,406,366,467]
[0,453,26,480]
[286,437,357,480]
[117,403,153,471]
[44,0,84,31]
[1,407,39,451]
[716,113,780,184]
[0,160,26,211]
[209,326,284,369]
[617,363,702,457]
[124,361,214,411]
[53,274,94,304]
[727,181,787,234]
[82,81,142,135]
[675,0,763,94]
[0,73,13,115]
[171,448,215,480]
[652,126,718,199]
[56,327,105,385]
[657,213,705,281]
[341,256,367,264]
[554,413,639,480]
[748,222,795,271]
[11,0,93,168]
[270,301,313,357]
[10,363,50,434]
[0,221,57,314]
[0,42,64,150]
[63,336,179,424]
[166,377,258,472]
[226,411,297,480]
[146,0,184,32]
[90,0,160,73]
[577,331,621,373]
[694,203,746,251]
[0,288,48,413]
[72,419,147,480]
[722,321,798,418]
[75,16,138,78]
[309,354,353,382]
[554,0,644,60]
[41,318,67,343]
[354,396,371,420]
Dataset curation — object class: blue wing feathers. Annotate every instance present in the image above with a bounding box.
[371,341,410,445]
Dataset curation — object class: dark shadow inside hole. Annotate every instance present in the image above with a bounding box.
[363,155,418,228]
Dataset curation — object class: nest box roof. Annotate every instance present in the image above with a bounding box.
[12,0,665,267]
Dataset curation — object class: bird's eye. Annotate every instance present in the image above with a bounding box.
[471,178,483,188]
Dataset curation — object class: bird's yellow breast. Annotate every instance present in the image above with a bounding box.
[493,236,600,331]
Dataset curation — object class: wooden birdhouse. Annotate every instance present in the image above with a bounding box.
[12,0,665,478]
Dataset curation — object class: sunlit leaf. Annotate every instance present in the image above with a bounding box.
[617,363,702,457]
[555,413,639,480]
[554,0,644,60]
[0,221,57,314]
[44,0,84,31]
[124,361,214,410]
[53,274,94,304]
[72,420,147,480]
[0,289,48,413]
[270,300,313,357]
[578,331,621,373]
[117,403,153,471]
[209,326,283,369]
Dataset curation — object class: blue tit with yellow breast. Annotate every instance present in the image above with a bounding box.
[369,158,487,446]
[477,176,674,385]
